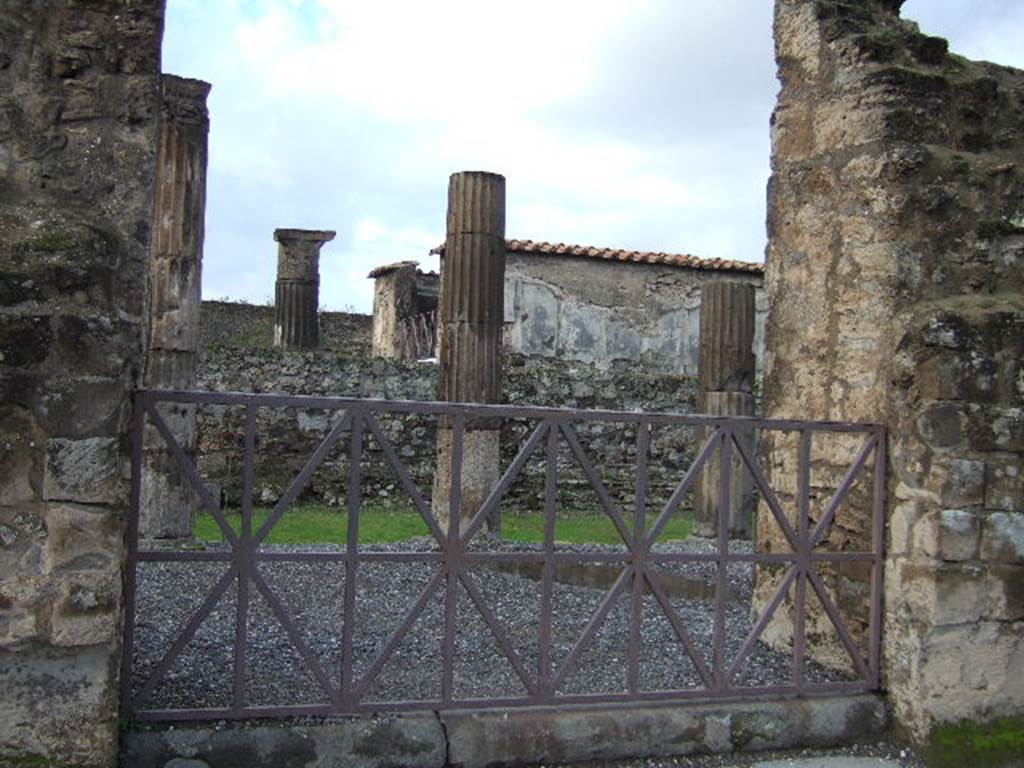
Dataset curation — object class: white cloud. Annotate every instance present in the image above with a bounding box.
[163,0,1022,312]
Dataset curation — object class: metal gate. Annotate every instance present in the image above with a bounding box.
[122,389,885,722]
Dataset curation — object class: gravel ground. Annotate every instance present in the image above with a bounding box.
[130,537,853,711]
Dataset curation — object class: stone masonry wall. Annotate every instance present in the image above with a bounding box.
[504,254,767,377]
[195,346,700,517]
[200,299,372,357]
[0,2,164,765]
[761,0,1023,750]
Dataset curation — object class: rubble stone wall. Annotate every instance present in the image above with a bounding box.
[0,1,164,764]
[761,0,1024,750]
[195,346,700,515]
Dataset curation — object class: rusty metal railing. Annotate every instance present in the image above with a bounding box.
[122,389,885,722]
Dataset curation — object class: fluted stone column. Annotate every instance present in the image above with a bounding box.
[433,172,506,533]
[274,228,335,348]
[140,74,211,541]
[693,282,757,539]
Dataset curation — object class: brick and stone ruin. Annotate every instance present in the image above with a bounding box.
[0,0,1021,766]
[372,239,767,375]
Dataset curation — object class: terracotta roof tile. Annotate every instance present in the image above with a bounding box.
[429,239,763,274]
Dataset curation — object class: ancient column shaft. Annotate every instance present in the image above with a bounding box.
[434,172,506,532]
[140,74,211,541]
[694,282,757,539]
[273,228,336,348]
[698,282,756,394]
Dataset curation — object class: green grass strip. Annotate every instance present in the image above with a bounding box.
[195,502,692,546]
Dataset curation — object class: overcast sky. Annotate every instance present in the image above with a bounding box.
[163,0,1024,312]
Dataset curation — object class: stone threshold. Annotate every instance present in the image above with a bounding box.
[120,693,887,767]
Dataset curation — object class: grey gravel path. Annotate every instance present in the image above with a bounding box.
[130,537,853,711]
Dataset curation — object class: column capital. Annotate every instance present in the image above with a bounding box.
[274,228,337,245]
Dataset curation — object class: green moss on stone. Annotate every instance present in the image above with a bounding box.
[26,230,78,253]
[927,714,1024,768]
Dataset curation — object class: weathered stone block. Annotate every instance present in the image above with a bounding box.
[981,512,1024,564]
[43,437,121,504]
[0,643,119,766]
[0,396,45,505]
[914,509,981,562]
[0,315,53,368]
[48,571,119,647]
[36,376,129,439]
[42,503,120,573]
[937,458,985,508]
[937,509,981,561]
[53,314,141,379]
[918,401,966,449]
[985,458,1023,512]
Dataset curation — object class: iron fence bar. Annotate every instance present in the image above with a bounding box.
[712,427,732,693]
[126,388,888,718]
[340,409,364,705]
[121,390,147,719]
[249,568,339,703]
[363,410,447,548]
[640,569,713,687]
[809,435,878,548]
[442,411,464,704]
[539,420,558,701]
[232,404,257,714]
[145,400,238,547]
[458,569,537,696]
[461,419,549,544]
[644,428,722,547]
[254,411,352,546]
[725,565,798,685]
[559,422,634,548]
[550,566,634,692]
[142,389,881,432]
[870,426,886,687]
[806,569,871,680]
[731,429,798,551]
[628,423,650,694]
[794,430,811,693]
[134,564,240,707]
[352,567,446,701]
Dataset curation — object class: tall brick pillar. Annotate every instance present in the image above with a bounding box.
[273,228,335,348]
[140,74,211,541]
[433,172,506,533]
[370,261,419,358]
[693,282,757,538]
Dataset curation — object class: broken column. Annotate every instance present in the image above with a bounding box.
[693,282,756,539]
[273,228,335,348]
[433,171,506,533]
[370,261,419,358]
[140,74,211,541]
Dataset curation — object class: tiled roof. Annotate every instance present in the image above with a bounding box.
[429,239,764,274]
